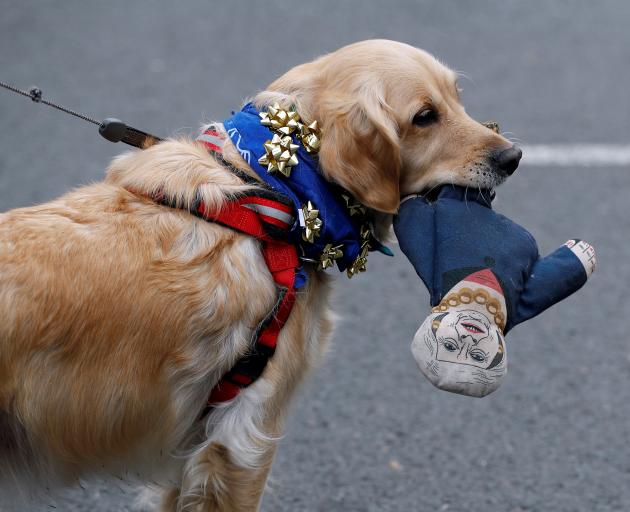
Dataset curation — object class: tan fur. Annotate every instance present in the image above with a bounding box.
[0,40,514,510]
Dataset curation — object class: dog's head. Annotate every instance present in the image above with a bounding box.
[256,39,520,214]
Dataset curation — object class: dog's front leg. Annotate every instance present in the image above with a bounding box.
[157,376,283,512]
[160,441,277,512]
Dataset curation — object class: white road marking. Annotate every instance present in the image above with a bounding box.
[521,144,630,166]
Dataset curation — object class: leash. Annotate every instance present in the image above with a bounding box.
[0,80,162,149]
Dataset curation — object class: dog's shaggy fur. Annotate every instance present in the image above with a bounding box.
[0,40,516,510]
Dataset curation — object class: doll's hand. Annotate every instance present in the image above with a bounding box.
[511,240,596,329]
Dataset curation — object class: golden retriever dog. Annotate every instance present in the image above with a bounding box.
[0,40,520,510]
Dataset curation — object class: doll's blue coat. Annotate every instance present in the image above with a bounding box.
[393,186,588,333]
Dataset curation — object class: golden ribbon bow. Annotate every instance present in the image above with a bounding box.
[347,244,369,278]
[342,194,367,217]
[347,223,372,278]
[482,121,500,134]
[259,103,300,136]
[297,120,322,154]
[301,201,323,243]
[318,243,344,271]
[258,133,300,177]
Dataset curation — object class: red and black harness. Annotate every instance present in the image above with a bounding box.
[147,130,301,415]
[0,83,317,413]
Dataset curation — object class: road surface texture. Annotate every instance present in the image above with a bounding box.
[1,2,629,511]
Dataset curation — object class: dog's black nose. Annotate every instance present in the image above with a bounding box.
[492,145,522,175]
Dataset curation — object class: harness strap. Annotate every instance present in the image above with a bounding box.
[204,198,298,405]
[152,190,299,409]
[175,127,300,410]
[207,241,297,404]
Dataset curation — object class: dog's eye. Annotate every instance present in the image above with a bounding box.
[412,108,438,127]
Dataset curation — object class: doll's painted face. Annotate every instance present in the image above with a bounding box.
[410,269,509,397]
[411,309,507,397]
[435,310,501,369]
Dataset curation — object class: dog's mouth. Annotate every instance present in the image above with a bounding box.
[402,161,506,206]
[407,161,506,204]
[416,185,495,204]
[469,161,511,190]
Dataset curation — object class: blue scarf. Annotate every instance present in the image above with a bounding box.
[223,103,392,287]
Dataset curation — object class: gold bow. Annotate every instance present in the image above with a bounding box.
[259,103,300,136]
[347,223,373,278]
[318,243,344,271]
[258,133,300,177]
[342,194,366,217]
[301,201,322,243]
[482,121,500,134]
[347,244,369,278]
[359,224,371,245]
[297,120,322,154]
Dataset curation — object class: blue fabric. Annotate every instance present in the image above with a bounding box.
[224,103,378,282]
[394,185,588,333]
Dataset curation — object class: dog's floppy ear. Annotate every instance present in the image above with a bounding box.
[317,87,401,213]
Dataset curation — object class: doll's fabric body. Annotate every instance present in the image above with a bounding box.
[394,185,595,397]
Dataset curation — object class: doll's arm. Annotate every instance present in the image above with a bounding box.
[510,240,596,330]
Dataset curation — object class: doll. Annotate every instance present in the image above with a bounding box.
[394,186,596,397]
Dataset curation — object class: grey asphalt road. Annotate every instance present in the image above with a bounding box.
[1,1,629,511]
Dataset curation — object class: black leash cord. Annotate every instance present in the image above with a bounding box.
[0,80,101,126]
[0,80,162,149]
